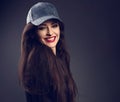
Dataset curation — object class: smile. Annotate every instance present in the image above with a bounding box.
[44,36,56,43]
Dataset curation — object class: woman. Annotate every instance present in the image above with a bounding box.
[19,2,77,102]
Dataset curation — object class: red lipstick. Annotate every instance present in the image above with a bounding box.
[45,36,56,43]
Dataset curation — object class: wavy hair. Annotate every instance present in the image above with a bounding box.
[19,19,77,102]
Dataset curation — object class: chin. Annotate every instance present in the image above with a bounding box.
[46,44,56,48]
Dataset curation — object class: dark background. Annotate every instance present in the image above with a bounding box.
[0,0,120,102]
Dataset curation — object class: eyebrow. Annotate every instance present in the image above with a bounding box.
[40,22,58,26]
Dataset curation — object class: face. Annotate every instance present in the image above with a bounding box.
[37,20,60,52]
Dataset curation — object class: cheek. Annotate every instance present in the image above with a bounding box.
[57,28,60,37]
[58,32,60,39]
[37,31,41,37]
[37,31,45,38]
[37,31,44,42]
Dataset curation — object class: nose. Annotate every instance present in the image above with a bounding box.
[46,27,53,36]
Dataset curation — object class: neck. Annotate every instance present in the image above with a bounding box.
[51,47,56,55]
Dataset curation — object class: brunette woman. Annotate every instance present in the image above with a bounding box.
[19,2,77,102]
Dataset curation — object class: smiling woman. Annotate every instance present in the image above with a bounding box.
[18,2,77,102]
[37,19,60,55]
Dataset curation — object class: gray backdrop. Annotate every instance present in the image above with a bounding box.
[0,0,120,102]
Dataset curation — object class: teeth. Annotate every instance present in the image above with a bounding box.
[46,37,55,41]
[47,37,54,40]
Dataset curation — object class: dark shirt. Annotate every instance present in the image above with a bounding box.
[25,87,57,102]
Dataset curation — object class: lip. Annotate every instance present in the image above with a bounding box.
[44,36,56,43]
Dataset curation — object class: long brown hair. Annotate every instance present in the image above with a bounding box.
[19,19,77,102]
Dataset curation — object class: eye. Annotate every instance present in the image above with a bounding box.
[52,23,59,28]
[38,26,46,30]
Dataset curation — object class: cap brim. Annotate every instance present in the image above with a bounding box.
[31,15,62,26]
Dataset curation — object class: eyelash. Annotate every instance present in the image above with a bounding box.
[38,26,46,30]
[52,24,58,28]
[38,23,59,30]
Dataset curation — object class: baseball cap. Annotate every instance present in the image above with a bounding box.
[26,2,62,26]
